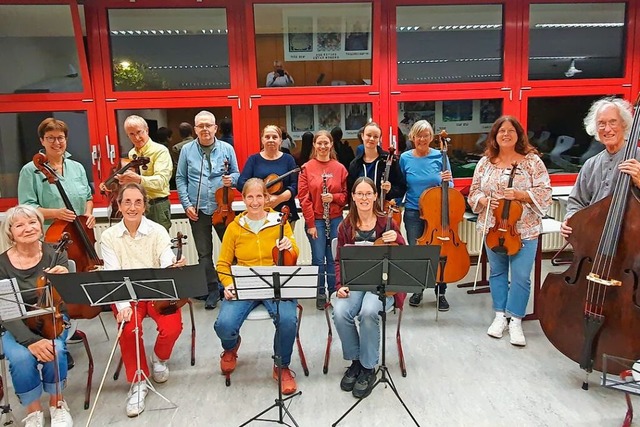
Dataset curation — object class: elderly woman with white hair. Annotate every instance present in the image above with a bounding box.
[0,205,72,427]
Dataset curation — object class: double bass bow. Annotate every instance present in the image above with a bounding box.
[484,163,522,256]
[538,96,640,386]
[416,131,470,284]
[212,158,236,227]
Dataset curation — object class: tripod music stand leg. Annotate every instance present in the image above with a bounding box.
[0,332,19,427]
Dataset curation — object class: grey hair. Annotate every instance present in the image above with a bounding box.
[583,97,633,141]
[124,115,149,130]
[194,110,216,124]
[3,205,44,243]
[408,119,434,143]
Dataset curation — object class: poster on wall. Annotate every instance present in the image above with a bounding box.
[287,103,372,139]
[399,100,501,136]
[284,11,371,61]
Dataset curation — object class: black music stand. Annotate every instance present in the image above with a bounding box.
[332,244,440,427]
[228,265,317,427]
[48,265,207,425]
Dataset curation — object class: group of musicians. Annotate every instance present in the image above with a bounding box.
[1,96,640,426]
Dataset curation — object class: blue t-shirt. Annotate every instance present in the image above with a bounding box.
[399,148,452,210]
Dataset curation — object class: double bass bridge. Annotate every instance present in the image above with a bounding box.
[587,272,622,287]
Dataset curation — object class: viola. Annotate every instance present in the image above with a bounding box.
[484,162,523,256]
[25,232,71,340]
[271,206,297,266]
[32,153,103,320]
[378,147,402,227]
[101,155,150,221]
[212,158,236,227]
[264,167,301,195]
[416,131,470,284]
[153,232,189,315]
[538,94,640,381]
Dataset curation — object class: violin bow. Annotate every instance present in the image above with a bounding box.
[473,192,493,291]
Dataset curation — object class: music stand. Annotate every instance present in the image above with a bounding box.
[0,284,59,427]
[48,265,207,426]
[228,265,317,427]
[332,244,440,427]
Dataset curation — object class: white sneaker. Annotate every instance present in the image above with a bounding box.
[151,353,170,383]
[126,381,148,417]
[509,320,527,347]
[50,400,73,427]
[22,411,44,427]
[487,315,508,338]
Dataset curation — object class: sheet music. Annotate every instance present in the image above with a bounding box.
[231,266,318,300]
[0,278,27,321]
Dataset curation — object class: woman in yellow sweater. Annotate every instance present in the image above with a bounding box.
[214,178,299,394]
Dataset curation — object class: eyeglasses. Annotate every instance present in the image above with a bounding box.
[596,119,619,130]
[121,200,144,208]
[195,123,216,130]
[414,134,432,140]
[353,192,375,199]
[44,136,66,143]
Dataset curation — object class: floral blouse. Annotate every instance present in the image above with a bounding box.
[468,153,552,240]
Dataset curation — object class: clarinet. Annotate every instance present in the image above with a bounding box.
[322,173,330,242]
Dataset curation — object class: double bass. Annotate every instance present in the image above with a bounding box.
[32,153,103,320]
[416,131,470,283]
[538,99,640,384]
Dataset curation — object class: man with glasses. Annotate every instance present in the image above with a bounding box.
[176,110,239,310]
[115,115,173,231]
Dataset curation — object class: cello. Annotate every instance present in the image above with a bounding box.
[538,99,640,385]
[212,158,235,227]
[416,131,470,284]
[32,153,103,320]
[484,163,522,256]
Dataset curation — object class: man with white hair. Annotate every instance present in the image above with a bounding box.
[176,110,239,309]
[266,60,294,87]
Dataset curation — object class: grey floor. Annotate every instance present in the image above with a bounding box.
[2,261,635,427]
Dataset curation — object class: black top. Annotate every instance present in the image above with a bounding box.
[347,145,406,202]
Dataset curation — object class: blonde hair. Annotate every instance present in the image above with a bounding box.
[3,205,44,243]
[242,177,269,197]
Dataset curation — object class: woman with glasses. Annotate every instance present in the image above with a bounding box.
[332,177,405,399]
[298,130,348,310]
[468,116,551,346]
[237,125,299,225]
[17,118,95,230]
[346,121,405,206]
[399,119,452,311]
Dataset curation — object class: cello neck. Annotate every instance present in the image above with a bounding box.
[440,149,450,229]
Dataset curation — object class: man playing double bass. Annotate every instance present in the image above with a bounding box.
[560,97,640,238]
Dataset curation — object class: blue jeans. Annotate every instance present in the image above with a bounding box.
[333,291,393,369]
[2,327,69,407]
[306,217,341,296]
[214,299,298,366]
[485,238,538,318]
[403,209,446,295]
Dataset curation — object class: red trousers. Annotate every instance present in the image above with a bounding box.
[112,302,183,383]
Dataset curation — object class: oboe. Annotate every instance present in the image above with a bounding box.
[322,173,330,241]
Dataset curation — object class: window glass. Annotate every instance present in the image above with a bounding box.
[528,3,626,80]
[0,5,84,94]
[113,107,233,190]
[108,9,229,91]
[0,111,92,198]
[397,98,503,178]
[254,3,372,88]
[396,5,503,84]
[527,95,619,174]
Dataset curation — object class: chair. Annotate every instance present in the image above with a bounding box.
[579,138,605,164]
[549,135,579,172]
[323,239,407,377]
[112,300,196,380]
[224,303,309,386]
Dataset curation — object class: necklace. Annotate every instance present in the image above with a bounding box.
[12,244,43,270]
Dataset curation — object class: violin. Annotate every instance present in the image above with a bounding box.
[379,148,402,227]
[416,131,470,284]
[101,155,150,221]
[484,162,522,256]
[32,153,103,320]
[212,158,236,227]
[271,206,297,266]
[152,232,189,315]
[264,167,301,195]
[25,233,71,340]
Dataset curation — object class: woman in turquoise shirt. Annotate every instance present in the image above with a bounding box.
[17,118,94,230]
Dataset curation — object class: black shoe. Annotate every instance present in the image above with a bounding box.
[67,352,75,371]
[409,292,423,307]
[340,361,361,392]
[205,292,219,310]
[316,294,327,311]
[67,331,83,344]
[438,295,450,312]
[352,368,376,399]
